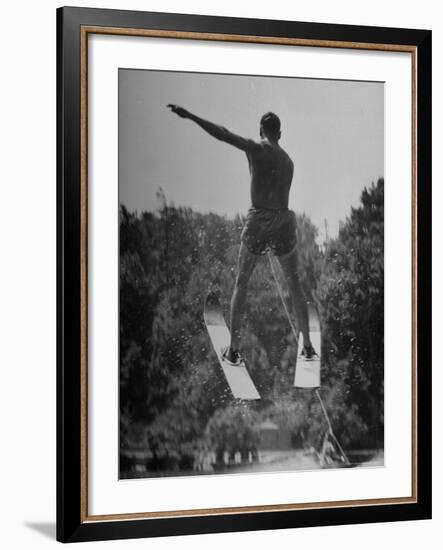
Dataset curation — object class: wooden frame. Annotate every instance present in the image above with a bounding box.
[57,6,432,543]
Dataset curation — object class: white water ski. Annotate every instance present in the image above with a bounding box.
[204,292,260,400]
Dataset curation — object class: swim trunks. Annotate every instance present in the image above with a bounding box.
[241,207,297,256]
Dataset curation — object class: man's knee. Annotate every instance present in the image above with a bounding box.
[283,263,302,290]
[279,251,300,280]
[236,260,255,287]
[235,273,250,293]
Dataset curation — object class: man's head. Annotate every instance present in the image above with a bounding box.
[260,112,281,141]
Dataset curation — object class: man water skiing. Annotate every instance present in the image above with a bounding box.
[167,104,316,365]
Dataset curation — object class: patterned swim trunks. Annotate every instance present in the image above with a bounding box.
[241,207,297,256]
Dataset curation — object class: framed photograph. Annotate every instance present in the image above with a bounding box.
[57,6,432,543]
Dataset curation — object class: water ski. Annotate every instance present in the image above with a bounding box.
[294,303,321,388]
[204,292,260,400]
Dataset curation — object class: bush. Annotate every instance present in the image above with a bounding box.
[204,404,260,455]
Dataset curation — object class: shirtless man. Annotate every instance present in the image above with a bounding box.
[167,104,315,364]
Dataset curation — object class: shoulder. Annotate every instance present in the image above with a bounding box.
[284,150,294,168]
[279,146,294,166]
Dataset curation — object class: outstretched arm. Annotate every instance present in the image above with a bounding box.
[167,104,259,153]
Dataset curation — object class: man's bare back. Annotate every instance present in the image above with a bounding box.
[247,141,294,210]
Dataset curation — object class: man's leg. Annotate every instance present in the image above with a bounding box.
[277,247,313,350]
[229,242,258,354]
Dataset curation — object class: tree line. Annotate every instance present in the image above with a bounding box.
[119,179,384,476]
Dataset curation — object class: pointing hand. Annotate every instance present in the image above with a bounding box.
[167,104,191,119]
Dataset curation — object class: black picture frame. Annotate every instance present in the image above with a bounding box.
[57,6,432,543]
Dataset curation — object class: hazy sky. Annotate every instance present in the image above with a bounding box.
[119,69,383,239]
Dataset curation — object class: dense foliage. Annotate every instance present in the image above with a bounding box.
[119,179,384,474]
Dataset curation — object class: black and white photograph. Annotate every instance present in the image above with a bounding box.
[0,0,435,546]
[118,68,385,479]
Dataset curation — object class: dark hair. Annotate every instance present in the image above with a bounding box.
[260,112,281,136]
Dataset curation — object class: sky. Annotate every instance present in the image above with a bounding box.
[119,69,384,239]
